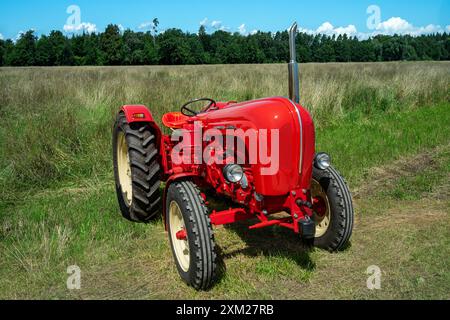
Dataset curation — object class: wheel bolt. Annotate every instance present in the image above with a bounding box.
[176,229,187,240]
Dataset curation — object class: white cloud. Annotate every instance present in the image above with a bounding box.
[237,24,258,35]
[416,24,444,35]
[139,21,163,34]
[199,19,231,32]
[370,17,448,37]
[238,24,246,35]
[0,33,3,40]
[211,20,222,29]
[300,22,358,37]
[199,18,236,32]
[118,24,125,32]
[15,31,24,41]
[139,21,154,30]
[334,25,358,36]
[315,22,333,34]
[375,17,412,34]
[297,18,448,39]
[64,22,97,34]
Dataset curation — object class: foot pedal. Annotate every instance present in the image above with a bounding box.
[299,216,316,239]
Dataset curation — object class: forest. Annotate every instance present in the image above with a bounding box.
[1,23,449,66]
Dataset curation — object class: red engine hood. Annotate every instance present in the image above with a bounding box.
[196,97,315,196]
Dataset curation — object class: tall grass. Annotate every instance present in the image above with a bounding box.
[0,62,449,196]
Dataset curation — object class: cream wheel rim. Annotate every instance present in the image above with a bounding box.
[311,179,331,238]
[117,131,133,206]
[169,201,190,272]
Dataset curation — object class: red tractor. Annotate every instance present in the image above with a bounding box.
[112,23,354,290]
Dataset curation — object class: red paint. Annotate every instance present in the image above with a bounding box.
[249,219,282,230]
[176,229,187,240]
[162,172,199,230]
[162,112,190,129]
[120,97,317,235]
[121,105,155,123]
[210,208,255,226]
[313,197,327,217]
[195,97,315,196]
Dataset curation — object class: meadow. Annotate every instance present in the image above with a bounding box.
[0,61,449,299]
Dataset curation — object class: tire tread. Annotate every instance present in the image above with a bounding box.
[113,112,162,222]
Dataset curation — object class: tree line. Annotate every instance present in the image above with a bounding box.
[1,24,449,66]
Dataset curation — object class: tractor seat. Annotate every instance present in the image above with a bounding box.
[162,112,190,129]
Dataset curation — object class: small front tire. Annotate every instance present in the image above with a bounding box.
[166,181,217,290]
[310,165,354,251]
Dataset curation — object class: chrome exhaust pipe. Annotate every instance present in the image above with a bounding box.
[288,22,300,104]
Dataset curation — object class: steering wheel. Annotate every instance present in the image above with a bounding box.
[181,98,217,117]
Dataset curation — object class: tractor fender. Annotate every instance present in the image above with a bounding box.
[121,105,156,123]
[162,172,199,230]
[121,104,164,165]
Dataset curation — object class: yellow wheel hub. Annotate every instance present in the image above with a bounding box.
[311,179,331,238]
[117,131,133,206]
[169,201,190,272]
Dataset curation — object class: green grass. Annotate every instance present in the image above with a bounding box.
[317,102,450,187]
[1,103,449,299]
[0,63,449,299]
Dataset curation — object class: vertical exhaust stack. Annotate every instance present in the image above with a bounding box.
[288,22,300,104]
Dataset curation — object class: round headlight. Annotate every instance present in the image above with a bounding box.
[223,164,244,183]
[314,152,331,170]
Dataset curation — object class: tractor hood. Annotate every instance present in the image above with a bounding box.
[196,97,315,196]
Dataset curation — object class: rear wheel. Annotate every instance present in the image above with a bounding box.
[166,181,217,290]
[113,112,162,222]
[310,165,354,251]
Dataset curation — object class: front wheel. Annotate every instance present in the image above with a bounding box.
[310,165,354,251]
[166,181,217,290]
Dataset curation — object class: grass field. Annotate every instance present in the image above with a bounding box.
[0,62,449,299]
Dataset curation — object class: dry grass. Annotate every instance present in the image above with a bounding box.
[1,62,449,195]
[1,62,448,125]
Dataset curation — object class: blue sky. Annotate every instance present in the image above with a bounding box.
[0,0,449,40]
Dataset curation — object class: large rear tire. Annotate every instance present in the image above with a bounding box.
[310,165,354,251]
[166,181,217,290]
[113,112,162,222]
